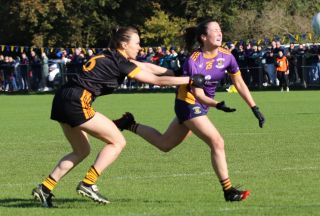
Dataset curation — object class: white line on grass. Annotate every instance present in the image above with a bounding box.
[3,166,319,187]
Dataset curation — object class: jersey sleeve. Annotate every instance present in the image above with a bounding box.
[118,60,141,78]
[227,54,241,76]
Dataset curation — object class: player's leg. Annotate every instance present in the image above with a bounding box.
[32,123,91,207]
[113,113,191,152]
[135,117,191,152]
[184,115,250,202]
[75,112,126,204]
[79,112,126,172]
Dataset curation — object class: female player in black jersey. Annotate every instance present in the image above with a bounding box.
[32,27,204,208]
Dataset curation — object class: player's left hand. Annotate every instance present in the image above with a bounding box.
[216,101,236,112]
[190,74,205,88]
[251,106,265,128]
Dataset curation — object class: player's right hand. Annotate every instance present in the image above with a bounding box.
[216,101,236,112]
[190,74,205,88]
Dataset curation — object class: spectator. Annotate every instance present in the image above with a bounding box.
[237,44,250,85]
[272,41,285,58]
[245,43,254,84]
[177,48,188,68]
[0,54,4,91]
[276,50,289,92]
[40,52,49,91]
[296,44,306,87]
[3,56,17,92]
[70,47,85,75]
[20,52,30,91]
[249,45,263,87]
[263,50,276,85]
[287,43,299,84]
[30,50,42,91]
[136,49,147,62]
[145,47,155,63]
[13,56,23,91]
[169,47,179,71]
[159,49,172,68]
[308,48,320,84]
[151,46,164,65]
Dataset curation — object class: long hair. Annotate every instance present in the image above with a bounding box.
[184,19,215,53]
[108,26,139,49]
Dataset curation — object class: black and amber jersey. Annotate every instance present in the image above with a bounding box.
[70,49,141,96]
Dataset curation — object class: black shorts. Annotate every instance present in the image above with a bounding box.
[50,85,96,127]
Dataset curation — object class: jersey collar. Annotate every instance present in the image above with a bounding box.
[202,50,218,59]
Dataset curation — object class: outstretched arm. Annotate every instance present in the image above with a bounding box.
[131,69,205,87]
[130,59,174,76]
[132,70,189,86]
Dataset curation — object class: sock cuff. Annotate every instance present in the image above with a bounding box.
[131,123,139,133]
[91,166,101,176]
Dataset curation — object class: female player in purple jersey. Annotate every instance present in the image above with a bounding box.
[31,26,205,208]
[115,19,265,202]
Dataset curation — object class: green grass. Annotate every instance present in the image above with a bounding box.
[0,91,320,216]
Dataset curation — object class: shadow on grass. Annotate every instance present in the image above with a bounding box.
[0,197,180,208]
[0,197,89,208]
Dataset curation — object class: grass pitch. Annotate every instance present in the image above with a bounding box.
[0,90,320,216]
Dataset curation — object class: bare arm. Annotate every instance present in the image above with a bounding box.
[132,70,189,86]
[231,73,265,127]
[130,59,174,76]
[230,74,256,107]
[192,87,219,107]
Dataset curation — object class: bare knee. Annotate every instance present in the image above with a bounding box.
[111,137,127,151]
[210,136,225,152]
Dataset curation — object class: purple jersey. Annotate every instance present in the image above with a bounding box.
[176,47,241,111]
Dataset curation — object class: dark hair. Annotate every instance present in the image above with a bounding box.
[184,19,215,53]
[109,26,139,49]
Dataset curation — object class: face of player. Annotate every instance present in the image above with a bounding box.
[124,33,141,59]
[202,22,222,49]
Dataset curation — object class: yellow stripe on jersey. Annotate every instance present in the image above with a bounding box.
[228,70,241,76]
[80,90,95,119]
[127,67,142,78]
[218,47,231,55]
[190,51,201,62]
[176,85,196,104]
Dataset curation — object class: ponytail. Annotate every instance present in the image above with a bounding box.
[184,27,197,53]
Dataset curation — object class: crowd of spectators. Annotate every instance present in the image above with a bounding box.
[229,41,320,90]
[1,41,320,93]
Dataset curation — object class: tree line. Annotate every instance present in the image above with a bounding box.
[0,0,319,49]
